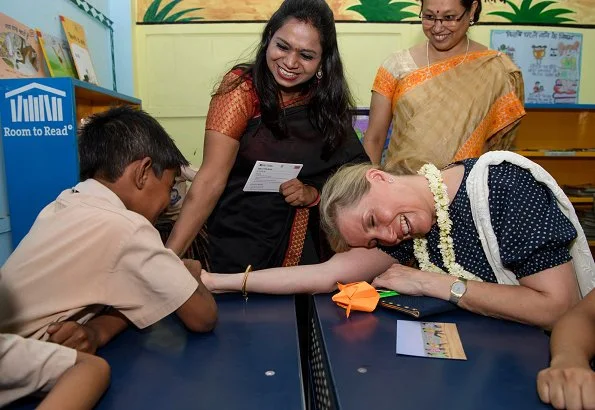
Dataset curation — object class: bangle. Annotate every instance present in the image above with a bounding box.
[306,189,320,208]
[241,265,252,300]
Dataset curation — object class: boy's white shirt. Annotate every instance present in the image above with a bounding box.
[0,334,77,407]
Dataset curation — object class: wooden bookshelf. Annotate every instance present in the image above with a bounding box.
[515,105,595,257]
[513,150,595,158]
[514,105,595,188]
[568,196,594,204]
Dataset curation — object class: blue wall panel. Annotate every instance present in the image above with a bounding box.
[0,0,134,261]
[0,78,79,248]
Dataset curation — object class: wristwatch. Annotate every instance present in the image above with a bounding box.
[449,278,468,305]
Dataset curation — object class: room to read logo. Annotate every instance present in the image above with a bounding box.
[2,82,73,137]
[6,82,65,123]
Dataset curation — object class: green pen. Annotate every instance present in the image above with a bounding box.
[377,290,399,298]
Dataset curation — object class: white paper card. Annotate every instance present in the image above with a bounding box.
[396,320,426,357]
[396,320,467,360]
[243,161,303,193]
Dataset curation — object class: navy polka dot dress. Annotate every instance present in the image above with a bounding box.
[380,159,577,283]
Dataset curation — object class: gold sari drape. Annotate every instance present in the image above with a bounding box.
[383,50,525,171]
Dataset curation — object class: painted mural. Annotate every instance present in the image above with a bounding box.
[136,0,594,26]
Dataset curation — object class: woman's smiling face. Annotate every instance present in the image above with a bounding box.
[266,18,322,98]
[335,170,435,249]
[421,0,475,52]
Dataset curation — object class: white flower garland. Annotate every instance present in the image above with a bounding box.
[413,164,482,282]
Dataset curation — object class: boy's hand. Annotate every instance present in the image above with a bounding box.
[47,321,99,354]
[177,260,218,332]
[182,258,202,278]
[537,365,595,410]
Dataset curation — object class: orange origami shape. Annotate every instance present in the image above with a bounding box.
[332,282,380,318]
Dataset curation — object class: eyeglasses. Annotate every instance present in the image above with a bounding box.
[419,10,468,27]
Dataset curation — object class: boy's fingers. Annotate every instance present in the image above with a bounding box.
[47,321,77,344]
[60,334,80,349]
[183,259,202,273]
[46,322,61,333]
[61,333,96,353]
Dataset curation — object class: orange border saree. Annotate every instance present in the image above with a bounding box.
[373,50,525,170]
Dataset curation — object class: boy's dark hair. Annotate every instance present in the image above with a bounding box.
[78,106,189,182]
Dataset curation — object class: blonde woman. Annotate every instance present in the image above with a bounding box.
[202,152,595,329]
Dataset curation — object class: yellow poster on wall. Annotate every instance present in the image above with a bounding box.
[137,0,595,26]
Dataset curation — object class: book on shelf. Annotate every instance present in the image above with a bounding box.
[563,185,595,197]
[59,15,98,85]
[0,12,46,79]
[36,29,76,78]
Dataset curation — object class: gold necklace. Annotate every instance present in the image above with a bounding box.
[426,36,470,75]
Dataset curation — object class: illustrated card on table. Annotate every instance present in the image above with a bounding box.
[396,320,467,360]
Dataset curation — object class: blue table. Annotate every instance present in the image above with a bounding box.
[309,295,551,410]
[9,294,305,410]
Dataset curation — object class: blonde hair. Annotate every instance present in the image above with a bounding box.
[320,161,417,252]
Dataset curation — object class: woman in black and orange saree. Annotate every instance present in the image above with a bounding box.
[166,0,368,273]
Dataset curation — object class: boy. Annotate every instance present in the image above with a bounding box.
[0,106,217,352]
[1,274,110,408]
[0,333,110,408]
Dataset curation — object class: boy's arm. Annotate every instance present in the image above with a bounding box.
[47,309,129,353]
[549,289,595,368]
[537,289,595,409]
[37,351,110,410]
[106,224,217,333]
[175,259,218,332]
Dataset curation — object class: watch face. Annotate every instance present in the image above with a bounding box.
[452,281,467,296]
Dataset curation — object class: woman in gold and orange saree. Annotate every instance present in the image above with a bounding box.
[363,0,525,171]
